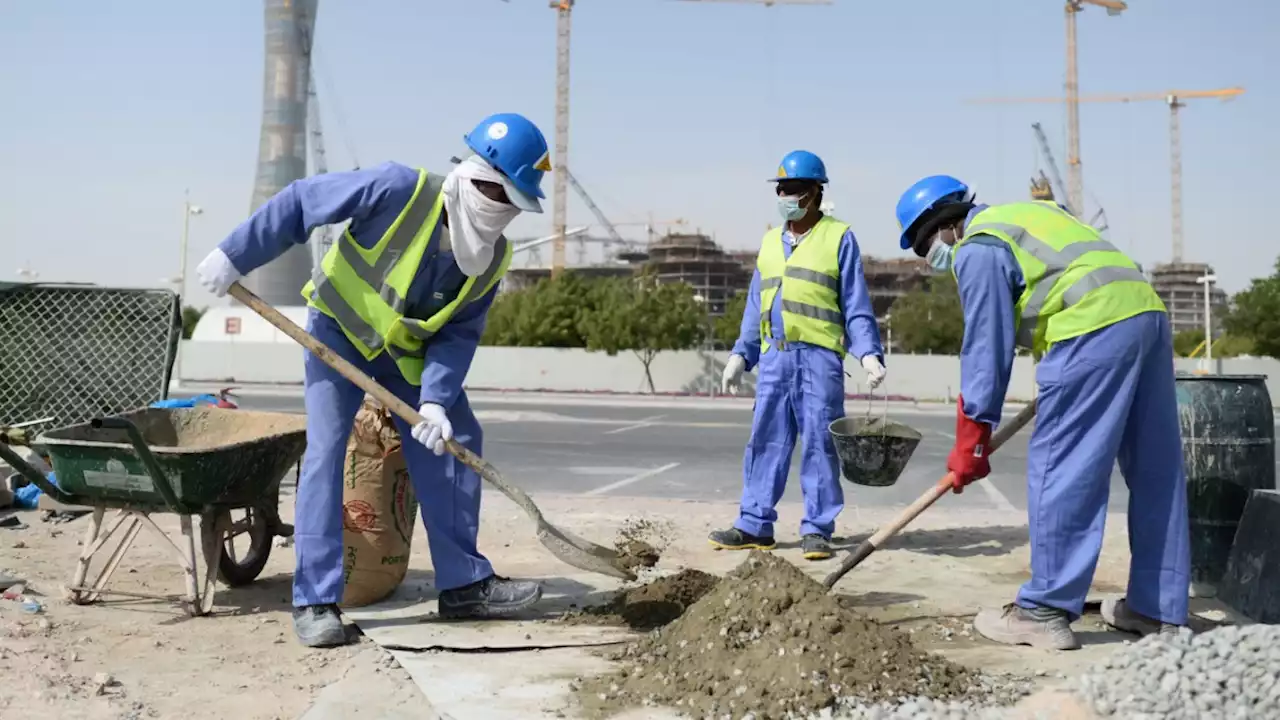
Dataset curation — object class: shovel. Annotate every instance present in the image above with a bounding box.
[227,283,636,581]
[822,398,1038,590]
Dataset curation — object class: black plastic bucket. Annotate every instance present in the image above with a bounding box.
[829,416,923,487]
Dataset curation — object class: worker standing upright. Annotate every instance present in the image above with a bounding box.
[893,175,1190,650]
[196,113,553,648]
[712,151,886,561]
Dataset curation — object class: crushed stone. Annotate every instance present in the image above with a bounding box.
[613,516,673,575]
[562,569,719,631]
[1074,623,1280,718]
[575,551,1031,719]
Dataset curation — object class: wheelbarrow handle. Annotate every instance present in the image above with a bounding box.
[0,437,78,506]
[822,399,1038,590]
[90,417,185,513]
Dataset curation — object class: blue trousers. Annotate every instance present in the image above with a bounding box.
[735,344,845,539]
[292,311,493,607]
[1015,310,1191,623]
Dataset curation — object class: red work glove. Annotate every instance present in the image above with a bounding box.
[947,394,992,493]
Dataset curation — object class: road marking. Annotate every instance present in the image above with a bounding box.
[582,462,681,496]
[930,429,1019,513]
[604,414,667,435]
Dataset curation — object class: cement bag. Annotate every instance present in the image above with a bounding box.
[340,398,419,608]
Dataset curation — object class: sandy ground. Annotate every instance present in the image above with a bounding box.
[0,491,1229,720]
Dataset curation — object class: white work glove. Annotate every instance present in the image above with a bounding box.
[861,354,886,390]
[195,248,242,298]
[721,354,747,395]
[410,403,452,456]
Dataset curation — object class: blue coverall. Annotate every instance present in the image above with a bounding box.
[731,225,883,539]
[218,162,496,607]
[954,205,1191,624]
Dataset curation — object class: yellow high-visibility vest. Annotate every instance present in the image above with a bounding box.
[956,201,1165,358]
[756,214,848,356]
[301,169,512,384]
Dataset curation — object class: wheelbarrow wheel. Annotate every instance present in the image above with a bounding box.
[202,506,272,587]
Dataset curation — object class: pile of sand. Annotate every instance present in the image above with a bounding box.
[564,569,719,631]
[577,552,979,719]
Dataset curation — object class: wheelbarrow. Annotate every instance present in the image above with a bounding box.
[0,406,306,616]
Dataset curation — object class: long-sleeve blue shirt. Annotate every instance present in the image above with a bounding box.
[730,223,884,370]
[217,161,494,409]
[953,204,1025,428]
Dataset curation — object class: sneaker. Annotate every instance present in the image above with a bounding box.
[1101,597,1186,638]
[438,574,542,620]
[973,603,1080,651]
[801,534,833,561]
[292,604,348,648]
[708,527,776,551]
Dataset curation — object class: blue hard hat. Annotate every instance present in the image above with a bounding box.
[895,175,973,249]
[464,113,551,213]
[769,150,828,184]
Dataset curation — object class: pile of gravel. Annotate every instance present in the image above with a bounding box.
[1076,624,1280,718]
[575,552,1032,719]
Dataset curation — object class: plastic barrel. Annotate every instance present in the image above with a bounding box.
[1175,373,1276,596]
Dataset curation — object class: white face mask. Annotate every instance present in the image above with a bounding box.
[926,233,954,272]
[442,156,522,276]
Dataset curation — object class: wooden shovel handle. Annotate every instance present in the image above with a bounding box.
[822,399,1038,590]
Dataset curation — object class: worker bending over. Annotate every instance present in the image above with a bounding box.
[196,113,552,648]
[894,175,1190,650]
[713,151,886,561]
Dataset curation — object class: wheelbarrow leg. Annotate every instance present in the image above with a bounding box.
[68,507,106,604]
[83,514,144,603]
[197,511,228,616]
[178,515,202,616]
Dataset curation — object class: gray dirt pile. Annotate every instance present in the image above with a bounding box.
[563,569,719,631]
[1074,624,1280,718]
[576,551,1000,720]
[613,517,673,574]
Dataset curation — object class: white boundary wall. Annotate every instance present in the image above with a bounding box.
[177,341,1280,406]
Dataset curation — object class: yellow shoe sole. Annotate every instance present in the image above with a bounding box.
[803,549,833,560]
[709,539,777,551]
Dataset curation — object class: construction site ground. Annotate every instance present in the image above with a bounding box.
[2,489,1224,720]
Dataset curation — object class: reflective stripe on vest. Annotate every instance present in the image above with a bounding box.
[959,201,1161,354]
[755,215,848,355]
[301,168,511,383]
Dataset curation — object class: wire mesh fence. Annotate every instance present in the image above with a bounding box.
[0,284,181,430]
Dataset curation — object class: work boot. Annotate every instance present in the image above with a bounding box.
[438,574,542,620]
[1101,597,1186,639]
[973,603,1080,651]
[292,604,348,648]
[801,534,833,561]
[708,527,776,551]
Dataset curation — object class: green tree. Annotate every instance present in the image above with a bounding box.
[1224,257,1280,358]
[1173,329,1205,357]
[580,275,705,393]
[885,274,964,354]
[181,306,205,339]
[481,272,604,347]
[714,290,749,349]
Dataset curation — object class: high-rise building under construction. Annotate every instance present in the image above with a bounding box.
[241,0,318,306]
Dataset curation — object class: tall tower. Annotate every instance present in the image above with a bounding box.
[244,0,318,306]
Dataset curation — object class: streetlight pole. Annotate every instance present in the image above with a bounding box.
[174,191,204,388]
[1196,271,1217,370]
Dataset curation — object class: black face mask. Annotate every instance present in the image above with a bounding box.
[910,202,974,257]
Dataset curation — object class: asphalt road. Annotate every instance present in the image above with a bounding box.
[185,390,1155,519]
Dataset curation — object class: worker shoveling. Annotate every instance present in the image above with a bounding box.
[575,552,1031,719]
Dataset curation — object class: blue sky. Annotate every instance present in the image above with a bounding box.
[2,0,1275,307]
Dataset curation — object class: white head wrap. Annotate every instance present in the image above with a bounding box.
[441,155,523,276]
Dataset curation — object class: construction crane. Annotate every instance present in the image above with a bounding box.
[1030,122,1110,235]
[1063,0,1127,215]
[970,87,1244,263]
[563,167,625,263]
[540,0,833,277]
